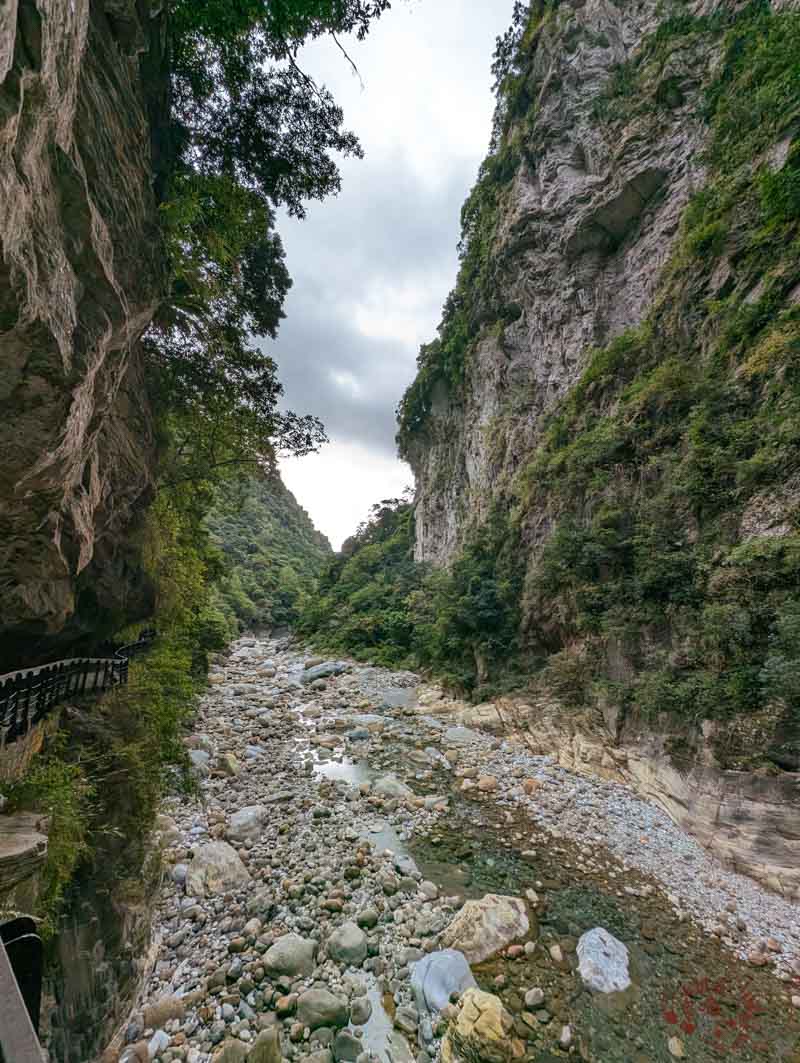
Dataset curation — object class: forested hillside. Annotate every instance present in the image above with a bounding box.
[206,473,331,633]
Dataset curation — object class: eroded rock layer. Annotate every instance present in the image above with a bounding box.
[0,0,167,665]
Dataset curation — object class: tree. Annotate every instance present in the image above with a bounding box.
[147,1,393,478]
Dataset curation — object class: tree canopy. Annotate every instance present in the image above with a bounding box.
[147,1,393,480]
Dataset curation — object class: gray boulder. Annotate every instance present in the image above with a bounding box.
[263,933,317,977]
[249,1028,282,1063]
[188,749,211,776]
[576,927,631,994]
[301,661,350,683]
[186,841,251,896]
[228,804,268,844]
[297,988,349,1030]
[328,921,368,966]
[332,1030,362,1062]
[411,949,477,1015]
[372,774,413,800]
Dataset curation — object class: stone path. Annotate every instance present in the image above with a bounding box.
[116,636,800,1063]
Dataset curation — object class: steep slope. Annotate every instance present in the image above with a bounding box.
[0,0,168,668]
[205,472,332,633]
[398,0,800,771]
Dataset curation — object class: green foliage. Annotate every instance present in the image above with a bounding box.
[411,506,526,695]
[297,496,422,667]
[4,745,93,936]
[147,1,394,485]
[206,471,331,632]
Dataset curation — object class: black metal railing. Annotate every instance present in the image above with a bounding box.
[0,630,156,748]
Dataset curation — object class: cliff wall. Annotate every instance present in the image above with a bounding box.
[400,0,800,768]
[0,0,168,669]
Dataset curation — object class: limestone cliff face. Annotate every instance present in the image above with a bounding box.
[401,0,800,823]
[410,0,713,565]
[0,0,167,667]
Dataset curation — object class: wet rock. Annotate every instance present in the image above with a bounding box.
[411,950,477,1015]
[441,894,529,964]
[263,933,317,977]
[576,928,631,994]
[186,841,251,896]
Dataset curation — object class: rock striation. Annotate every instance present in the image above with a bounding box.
[0,0,168,666]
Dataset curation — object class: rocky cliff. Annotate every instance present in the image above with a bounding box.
[0,0,168,669]
[399,0,800,772]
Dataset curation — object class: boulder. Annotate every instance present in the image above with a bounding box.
[332,1030,361,1062]
[328,921,367,966]
[188,749,211,776]
[576,928,631,994]
[212,1042,249,1063]
[440,894,529,964]
[263,933,317,977]
[296,988,349,1030]
[250,1027,283,1063]
[186,841,251,896]
[228,805,269,844]
[372,774,413,800]
[441,988,518,1063]
[218,752,241,776]
[411,950,477,1015]
[301,661,350,683]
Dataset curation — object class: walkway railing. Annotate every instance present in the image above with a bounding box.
[0,630,156,748]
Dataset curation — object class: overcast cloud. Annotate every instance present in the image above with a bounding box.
[275,0,516,548]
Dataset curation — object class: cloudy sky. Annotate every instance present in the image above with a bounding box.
[275,0,516,548]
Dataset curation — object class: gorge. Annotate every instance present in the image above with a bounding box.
[0,0,799,1060]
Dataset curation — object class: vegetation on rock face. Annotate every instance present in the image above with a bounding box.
[334,3,800,769]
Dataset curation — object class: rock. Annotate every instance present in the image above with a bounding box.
[524,988,544,1009]
[411,950,477,1015]
[213,1043,250,1063]
[440,894,529,964]
[189,749,211,776]
[249,1028,283,1063]
[304,657,325,669]
[356,908,379,929]
[332,1030,362,1062]
[395,1004,419,1035]
[667,1036,685,1059]
[143,995,185,1029]
[228,805,269,844]
[443,727,481,746]
[441,988,516,1063]
[263,933,317,977]
[372,775,413,800]
[148,1030,170,1058]
[219,752,241,776]
[247,886,275,919]
[302,661,350,683]
[350,996,372,1026]
[477,776,498,792]
[576,928,631,994]
[328,921,368,966]
[297,989,350,1030]
[186,841,251,896]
